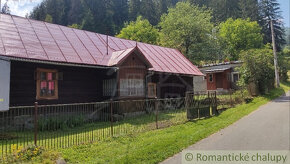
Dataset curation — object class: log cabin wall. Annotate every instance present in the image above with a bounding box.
[9,61,114,106]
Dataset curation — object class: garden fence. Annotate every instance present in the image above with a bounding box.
[0,90,244,160]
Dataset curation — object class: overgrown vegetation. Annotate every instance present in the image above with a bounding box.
[238,46,275,95]
[3,145,60,164]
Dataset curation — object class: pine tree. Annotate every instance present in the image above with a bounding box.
[81,9,96,32]
[112,0,129,33]
[188,0,210,6]
[140,0,159,25]
[259,0,285,51]
[128,0,141,21]
[208,0,240,23]
[67,0,85,25]
[238,0,259,21]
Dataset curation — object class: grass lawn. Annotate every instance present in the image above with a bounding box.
[0,108,187,153]
[58,82,290,164]
[0,93,237,154]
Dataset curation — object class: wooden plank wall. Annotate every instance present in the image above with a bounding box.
[118,52,148,99]
[9,61,115,106]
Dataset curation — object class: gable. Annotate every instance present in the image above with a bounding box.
[120,51,148,69]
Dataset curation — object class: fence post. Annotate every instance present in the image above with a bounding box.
[185,92,189,119]
[229,89,233,107]
[34,102,38,146]
[155,97,158,129]
[110,99,113,137]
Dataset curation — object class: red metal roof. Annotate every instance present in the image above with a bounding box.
[0,14,203,76]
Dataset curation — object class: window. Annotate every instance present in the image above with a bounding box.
[232,73,240,83]
[36,68,58,100]
[209,74,213,82]
[103,79,116,96]
[147,83,156,98]
[120,74,144,97]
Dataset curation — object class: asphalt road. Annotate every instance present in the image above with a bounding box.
[161,91,290,164]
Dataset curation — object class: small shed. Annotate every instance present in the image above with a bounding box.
[194,61,242,93]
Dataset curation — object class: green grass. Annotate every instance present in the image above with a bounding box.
[0,108,187,155]
[58,82,290,164]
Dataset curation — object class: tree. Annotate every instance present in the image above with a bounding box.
[45,14,53,23]
[218,18,263,60]
[238,0,259,21]
[128,0,141,21]
[278,46,290,81]
[259,0,285,51]
[208,0,240,23]
[159,2,214,63]
[112,0,129,33]
[1,1,11,14]
[140,0,160,25]
[284,27,290,46]
[81,9,96,32]
[239,47,275,95]
[68,24,81,29]
[189,0,260,24]
[116,16,160,44]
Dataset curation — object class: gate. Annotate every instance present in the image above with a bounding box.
[186,91,217,119]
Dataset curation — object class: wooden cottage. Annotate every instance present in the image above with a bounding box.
[194,61,242,93]
[0,14,203,111]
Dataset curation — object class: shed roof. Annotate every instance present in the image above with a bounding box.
[0,14,203,76]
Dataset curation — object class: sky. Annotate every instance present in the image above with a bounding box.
[0,0,289,27]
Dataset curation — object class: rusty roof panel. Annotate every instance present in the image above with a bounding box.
[0,14,203,76]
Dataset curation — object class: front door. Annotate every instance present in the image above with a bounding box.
[216,73,223,89]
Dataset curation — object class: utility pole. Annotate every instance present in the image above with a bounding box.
[270,19,280,88]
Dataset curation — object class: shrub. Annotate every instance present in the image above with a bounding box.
[278,47,290,82]
[3,145,61,164]
[239,46,275,95]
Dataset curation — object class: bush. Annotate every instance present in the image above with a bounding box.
[279,47,290,82]
[3,145,61,164]
[239,46,275,95]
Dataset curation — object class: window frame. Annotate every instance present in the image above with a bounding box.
[231,72,240,83]
[208,74,213,83]
[36,68,59,100]
[120,73,145,97]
